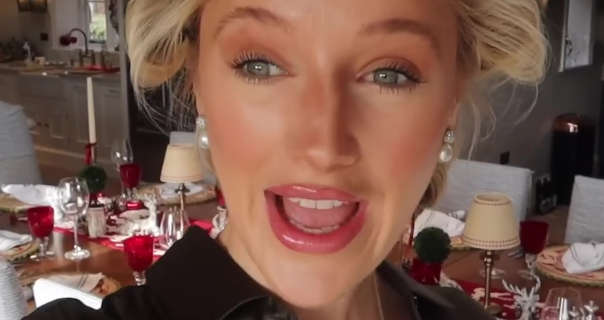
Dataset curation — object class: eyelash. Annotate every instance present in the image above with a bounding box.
[373,62,423,94]
[230,51,424,93]
[230,51,277,84]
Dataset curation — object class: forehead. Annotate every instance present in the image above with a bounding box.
[201,0,458,53]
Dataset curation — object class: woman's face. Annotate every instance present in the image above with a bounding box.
[196,0,462,308]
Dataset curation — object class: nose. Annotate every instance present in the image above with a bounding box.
[288,78,360,172]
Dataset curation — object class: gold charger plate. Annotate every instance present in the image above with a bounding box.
[0,239,40,262]
[536,245,604,287]
[450,236,472,251]
[0,193,34,213]
[19,272,121,297]
[136,184,216,206]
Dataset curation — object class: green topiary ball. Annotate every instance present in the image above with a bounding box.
[414,227,451,264]
[79,165,107,194]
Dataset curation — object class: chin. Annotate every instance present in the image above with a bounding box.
[262,245,366,309]
[252,216,380,310]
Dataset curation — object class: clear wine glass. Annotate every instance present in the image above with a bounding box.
[57,177,91,261]
[159,207,190,250]
[540,288,583,320]
[110,139,134,165]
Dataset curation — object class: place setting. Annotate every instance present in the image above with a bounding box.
[0,134,219,318]
[404,192,603,320]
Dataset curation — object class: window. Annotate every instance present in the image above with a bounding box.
[51,0,120,51]
[86,0,108,43]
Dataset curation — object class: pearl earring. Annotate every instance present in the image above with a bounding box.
[438,129,455,163]
[196,116,210,150]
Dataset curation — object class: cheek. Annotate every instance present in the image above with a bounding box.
[356,98,450,187]
[198,76,282,180]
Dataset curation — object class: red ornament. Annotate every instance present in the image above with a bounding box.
[410,258,442,286]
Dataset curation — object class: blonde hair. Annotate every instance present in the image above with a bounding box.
[126,0,547,206]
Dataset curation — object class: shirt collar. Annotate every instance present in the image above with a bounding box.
[147,226,452,320]
[377,262,454,320]
[146,226,270,320]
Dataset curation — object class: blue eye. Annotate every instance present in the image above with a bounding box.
[241,60,285,77]
[361,64,422,92]
[232,52,287,82]
[373,69,410,86]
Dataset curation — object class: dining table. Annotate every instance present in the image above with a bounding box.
[2,199,603,316]
[443,206,604,308]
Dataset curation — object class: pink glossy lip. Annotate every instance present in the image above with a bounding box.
[265,184,367,254]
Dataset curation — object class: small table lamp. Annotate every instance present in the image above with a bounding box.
[462,192,520,315]
[160,144,205,223]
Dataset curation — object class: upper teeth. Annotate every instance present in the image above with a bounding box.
[286,197,345,210]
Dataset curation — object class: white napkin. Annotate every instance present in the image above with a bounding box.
[158,182,204,200]
[413,208,465,238]
[0,230,32,251]
[562,242,604,274]
[33,277,103,310]
[46,273,105,293]
[0,258,27,319]
[1,184,62,221]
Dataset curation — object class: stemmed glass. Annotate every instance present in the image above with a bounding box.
[119,163,142,200]
[159,207,190,249]
[27,206,55,260]
[110,139,134,166]
[518,220,549,279]
[540,288,583,320]
[57,177,91,261]
[123,233,154,285]
[111,140,134,207]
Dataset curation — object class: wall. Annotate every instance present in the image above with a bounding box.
[0,0,52,56]
[598,4,604,178]
[0,0,119,60]
[466,1,602,180]
[0,1,24,42]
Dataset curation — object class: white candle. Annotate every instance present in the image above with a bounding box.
[87,77,96,144]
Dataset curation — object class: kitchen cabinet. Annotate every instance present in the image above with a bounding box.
[94,81,125,161]
[3,72,127,171]
[0,73,20,106]
[64,78,91,154]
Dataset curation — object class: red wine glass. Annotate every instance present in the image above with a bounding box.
[119,163,142,199]
[124,234,154,285]
[518,220,549,279]
[27,206,55,260]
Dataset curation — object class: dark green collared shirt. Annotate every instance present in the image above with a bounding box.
[25,226,493,320]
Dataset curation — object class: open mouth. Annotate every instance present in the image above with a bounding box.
[275,195,360,235]
[265,185,367,254]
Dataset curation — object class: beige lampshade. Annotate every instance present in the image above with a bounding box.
[462,192,520,251]
[160,144,204,183]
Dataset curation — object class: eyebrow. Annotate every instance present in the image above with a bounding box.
[214,6,291,39]
[360,18,440,52]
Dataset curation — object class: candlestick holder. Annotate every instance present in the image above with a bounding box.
[85,143,97,165]
[462,193,520,316]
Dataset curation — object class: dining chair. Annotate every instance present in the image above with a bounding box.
[564,175,604,244]
[32,278,102,310]
[0,101,42,185]
[434,159,533,222]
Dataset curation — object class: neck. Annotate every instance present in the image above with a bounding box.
[290,273,382,320]
[218,227,385,320]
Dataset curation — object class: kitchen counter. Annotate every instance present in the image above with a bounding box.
[0,62,120,81]
[0,63,127,173]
